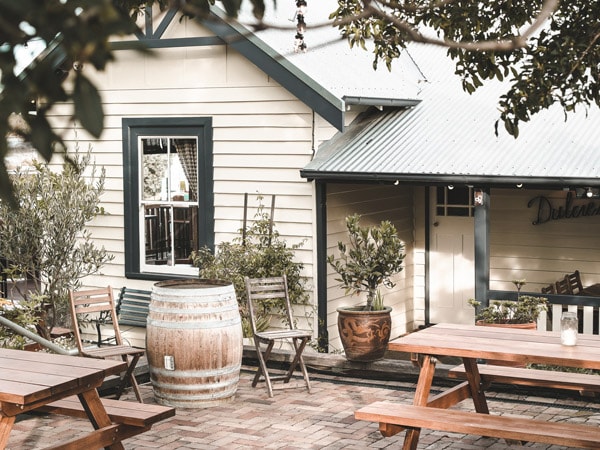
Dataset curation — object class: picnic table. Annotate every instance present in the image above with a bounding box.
[355,323,600,449]
[0,348,174,449]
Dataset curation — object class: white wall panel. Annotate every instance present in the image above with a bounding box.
[325,183,417,353]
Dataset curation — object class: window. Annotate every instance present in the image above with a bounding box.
[123,118,214,279]
[436,186,473,217]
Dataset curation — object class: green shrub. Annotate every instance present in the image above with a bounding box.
[192,198,308,337]
[0,147,113,340]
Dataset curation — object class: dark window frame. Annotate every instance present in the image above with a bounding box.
[122,117,214,280]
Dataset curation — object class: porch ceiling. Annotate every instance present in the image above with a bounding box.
[301,45,600,189]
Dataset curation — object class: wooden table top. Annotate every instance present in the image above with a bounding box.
[390,323,600,370]
[0,348,127,407]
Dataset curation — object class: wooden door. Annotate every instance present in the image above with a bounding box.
[430,187,476,324]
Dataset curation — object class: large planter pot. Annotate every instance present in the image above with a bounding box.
[337,306,392,362]
[475,320,536,367]
[146,279,243,408]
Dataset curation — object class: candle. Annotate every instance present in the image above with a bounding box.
[561,328,577,346]
[560,312,578,346]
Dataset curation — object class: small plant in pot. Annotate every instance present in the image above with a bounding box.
[468,280,548,328]
[468,296,548,328]
[468,288,547,367]
[327,214,405,361]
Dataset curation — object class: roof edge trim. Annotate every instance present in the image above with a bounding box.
[299,171,600,188]
[204,6,345,131]
[343,96,421,108]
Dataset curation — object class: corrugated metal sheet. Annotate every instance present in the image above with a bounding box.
[236,0,424,104]
[302,44,600,186]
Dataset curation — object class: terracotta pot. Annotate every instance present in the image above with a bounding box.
[475,320,537,330]
[475,320,536,366]
[337,306,392,362]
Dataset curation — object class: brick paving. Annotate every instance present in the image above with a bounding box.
[7,366,600,449]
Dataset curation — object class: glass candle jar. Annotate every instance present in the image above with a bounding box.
[560,311,578,346]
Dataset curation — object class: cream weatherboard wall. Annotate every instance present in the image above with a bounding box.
[325,183,421,352]
[490,188,600,294]
[46,13,367,349]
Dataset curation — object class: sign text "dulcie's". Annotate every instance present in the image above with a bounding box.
[528,192,600,225]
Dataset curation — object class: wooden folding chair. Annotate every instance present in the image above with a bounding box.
[69,286,145,402]
[565,270,584,295]
[555,277,571,294]
[245,276,311,397]
[541,283,556,295]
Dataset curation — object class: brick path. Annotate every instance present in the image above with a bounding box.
[7,366,600,449]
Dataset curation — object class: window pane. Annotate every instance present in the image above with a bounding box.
[172,139,198,202]
[140,137,199,268]
[142,139,168,201]
[447,187,469,205]
[144,205,170,264]
[436,186,473,217]
[447,207,470,217]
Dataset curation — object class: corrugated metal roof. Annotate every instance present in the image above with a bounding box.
[302,44,600,186]
[234,1,424,105]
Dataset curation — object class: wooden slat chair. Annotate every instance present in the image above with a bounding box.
[566,270,584,295]
[555,277,572,294]
[541,283,556,295]
[245,276,312,397]
[69,286,145,402]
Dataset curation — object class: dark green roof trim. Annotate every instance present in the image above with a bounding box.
[151,8,178,39]
[201,7,345,131]
[110,36,225,50]
[299,170,600,189]
[344,97,421,108]
[108,6,345,130]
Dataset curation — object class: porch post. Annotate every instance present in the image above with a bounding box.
[474,187,490,307]
[315,180,329,351]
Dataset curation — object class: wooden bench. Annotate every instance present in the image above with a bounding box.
[355,402,600,448]
[39,395,175,428]
[117,287,152,328]
[448,364,600,396]
[95,287,151,344]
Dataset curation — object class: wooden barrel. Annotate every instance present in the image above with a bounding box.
[146,279,243,408]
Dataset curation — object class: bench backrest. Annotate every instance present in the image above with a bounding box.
[117,288,151,327]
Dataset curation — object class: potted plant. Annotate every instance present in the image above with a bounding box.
[468,295,548,329]
[327,214,405,361]
[468,280,548,329]
[468,289,547,367]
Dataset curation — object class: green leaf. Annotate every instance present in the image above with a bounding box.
[73,74,104,138]
[29,114,60,161]
[0,160,17,209]
[221,0,243,18]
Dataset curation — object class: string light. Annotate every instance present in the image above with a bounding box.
[294,0,307,53]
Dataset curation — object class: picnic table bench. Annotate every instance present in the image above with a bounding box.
[354,324,600,449]
[40,395,174,430]
[448,363,600,396]
[356,402,600,448]
[0,348,174,450]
